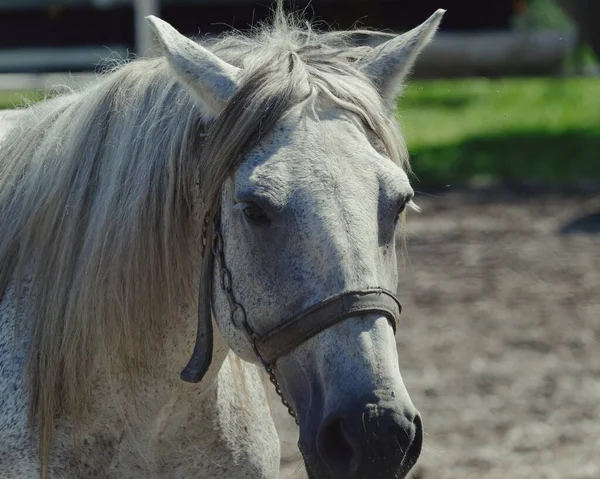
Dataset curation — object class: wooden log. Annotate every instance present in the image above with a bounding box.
[410,30,576,78]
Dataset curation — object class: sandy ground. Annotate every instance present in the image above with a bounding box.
[274,187,600,479]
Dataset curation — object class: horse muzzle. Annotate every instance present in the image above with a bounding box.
[299,397,423,479]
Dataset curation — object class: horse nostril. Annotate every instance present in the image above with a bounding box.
[401,413,423,471]
[317,416,356,474]
[314,409,423,478]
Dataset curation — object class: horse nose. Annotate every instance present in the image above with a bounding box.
[316,406,423,478]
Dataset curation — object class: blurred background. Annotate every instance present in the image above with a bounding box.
[1,1,598,478]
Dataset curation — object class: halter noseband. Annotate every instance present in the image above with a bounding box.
[180,212,403,421]
[255,288,401,364]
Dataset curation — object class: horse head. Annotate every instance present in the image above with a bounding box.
[148,9,444,478]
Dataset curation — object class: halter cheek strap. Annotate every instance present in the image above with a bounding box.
[179,261,214,383]
[180,211,216,384]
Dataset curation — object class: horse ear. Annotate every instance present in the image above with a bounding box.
[146,15,241,116]
[358,9,445,103]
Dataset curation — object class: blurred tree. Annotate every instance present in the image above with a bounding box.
[555,0,600,58]
[513,0,574,30]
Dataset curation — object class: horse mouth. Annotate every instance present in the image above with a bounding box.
[299,441,421,479]
[399,414,424,473]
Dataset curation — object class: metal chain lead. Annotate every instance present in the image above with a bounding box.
[265,362,298,425]
[210,215,299,425]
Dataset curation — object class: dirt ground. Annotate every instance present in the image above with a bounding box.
[274,188,600,479]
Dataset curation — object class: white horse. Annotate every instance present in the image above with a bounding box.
[0,5,444,478]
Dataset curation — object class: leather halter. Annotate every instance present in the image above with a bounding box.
[180,213,403,385]
[255,289,401,364]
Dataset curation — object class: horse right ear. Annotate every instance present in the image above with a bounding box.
[357,9,445,103]
[146,16,241,117]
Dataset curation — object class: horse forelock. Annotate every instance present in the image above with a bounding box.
[0,7,410,474]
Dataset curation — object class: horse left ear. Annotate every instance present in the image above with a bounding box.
[358,9,445,103]
[146,15,241,116]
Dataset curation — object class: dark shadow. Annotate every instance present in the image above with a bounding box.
[559,212,600,234]
[412,185,599,210]
[409,129,600,190]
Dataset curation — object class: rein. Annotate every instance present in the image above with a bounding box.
[180,209,403,425]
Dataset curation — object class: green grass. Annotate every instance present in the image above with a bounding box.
[0,90,46,110]
[399,77,600,187]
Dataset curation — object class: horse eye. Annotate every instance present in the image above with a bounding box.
[394,194,414,222]
[395,201,408,222]
[242,202,269,225]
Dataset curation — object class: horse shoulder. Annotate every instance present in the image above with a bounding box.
[0,280,122,478]
[0,277,38,476]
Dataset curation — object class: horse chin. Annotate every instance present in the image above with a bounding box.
[299,452,416,479]
[298,447,318,479]
[298,446,331,479]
